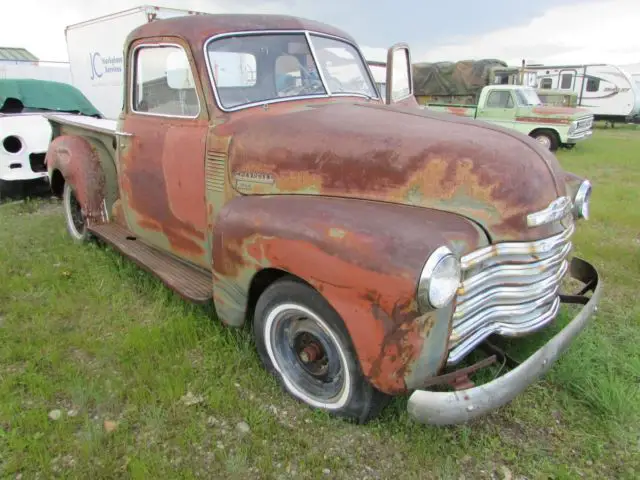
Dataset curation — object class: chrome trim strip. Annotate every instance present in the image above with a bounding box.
[526,196,572,228]
[452,287,559,341]
[460,224,574,270]
[448,297,561,365]
[460,241,571,296]
[203,29,379,113]
[129,43,202,119]
[454,259,569,322]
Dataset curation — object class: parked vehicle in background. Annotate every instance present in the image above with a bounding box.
[526,63,640,125]
[375,58,594,151]
[65,5,207,119]
[0,78,102,197]
[44,14,600,426]
[424,85,593,151]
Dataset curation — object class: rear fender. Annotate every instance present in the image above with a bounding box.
[212,195,488,394]
[45,135,116,225]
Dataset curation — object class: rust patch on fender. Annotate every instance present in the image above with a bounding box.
[45,135,107,225]
[211,195,487,393]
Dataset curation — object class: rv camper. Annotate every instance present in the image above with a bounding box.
[526,63,640,124]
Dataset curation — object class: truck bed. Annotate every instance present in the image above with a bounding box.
[45,114,117,135]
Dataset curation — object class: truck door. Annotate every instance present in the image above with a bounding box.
[477,89,516,129]
[117,39,210,269]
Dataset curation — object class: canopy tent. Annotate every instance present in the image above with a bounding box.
[412,59,508,97]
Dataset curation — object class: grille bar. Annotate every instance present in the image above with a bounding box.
[447,224,573,366]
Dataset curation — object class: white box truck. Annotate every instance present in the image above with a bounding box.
[65,5,207,119]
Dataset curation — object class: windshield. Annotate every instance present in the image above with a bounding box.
[515,88,543,107]
[206,32,376,110]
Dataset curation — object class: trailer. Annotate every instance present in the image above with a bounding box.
[65,5,209,119]
[526,63,640,124]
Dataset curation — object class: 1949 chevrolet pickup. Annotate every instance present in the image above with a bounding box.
[44,14,601,425]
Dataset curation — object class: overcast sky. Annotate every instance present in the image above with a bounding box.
[2,0,640,67]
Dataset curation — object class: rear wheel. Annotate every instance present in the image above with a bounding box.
[62,183,89,242]
[253,278,389,423]
[531,130,559,151]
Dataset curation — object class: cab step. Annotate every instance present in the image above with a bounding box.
[89,223,212,303]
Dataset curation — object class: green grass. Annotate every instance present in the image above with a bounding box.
[1,129,639,479]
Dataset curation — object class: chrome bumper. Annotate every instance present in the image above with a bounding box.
[567,130,593,142]
[407,257,601,426]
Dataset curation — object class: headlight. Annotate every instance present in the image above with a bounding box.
[573,180,592,220]
[417,246,461,311]
[2,135,23,154]
[568,121,577,134]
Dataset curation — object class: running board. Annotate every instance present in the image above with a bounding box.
[89,224,212,303]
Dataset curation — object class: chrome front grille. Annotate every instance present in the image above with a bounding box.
[576,117,594,131]
[447,225,574,365]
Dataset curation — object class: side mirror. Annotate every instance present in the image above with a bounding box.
[385,43,416,105]
[166,50,195,90]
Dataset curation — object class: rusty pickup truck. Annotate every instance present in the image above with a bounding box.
[44,14,601,426]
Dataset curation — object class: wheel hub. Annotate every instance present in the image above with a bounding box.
[294,332,329,377]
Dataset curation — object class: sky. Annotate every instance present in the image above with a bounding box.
[2,0,640,68]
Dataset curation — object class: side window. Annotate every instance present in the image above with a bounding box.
[586,76,600,92]
[560,73,573,89]
[486,90,514,108]
[133,45,200,117]
[540,78,553,89]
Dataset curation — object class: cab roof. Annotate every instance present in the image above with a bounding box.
[126,13,355,48]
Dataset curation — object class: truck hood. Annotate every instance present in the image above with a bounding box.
[522,105,592,121]
[222,101,569,243]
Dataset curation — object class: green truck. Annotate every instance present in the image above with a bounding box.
[424,84,593,151]
[413,59,594,151]
[368,59,594,151]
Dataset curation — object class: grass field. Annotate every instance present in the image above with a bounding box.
[1,126,639,479]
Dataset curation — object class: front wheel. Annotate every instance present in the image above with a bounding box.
[253,278,389,423]
[62,182,89,242]
[531,130,559,151]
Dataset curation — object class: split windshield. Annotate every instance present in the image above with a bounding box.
[206,32,376,109]
[515,88,543,107]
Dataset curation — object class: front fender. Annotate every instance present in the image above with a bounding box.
[45,135,113,225]
[212,195,488,394]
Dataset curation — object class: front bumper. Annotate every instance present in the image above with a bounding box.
[566,130,593,143]
[407,257,601,426]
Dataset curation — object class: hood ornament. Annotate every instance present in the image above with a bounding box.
[527,196,572,228]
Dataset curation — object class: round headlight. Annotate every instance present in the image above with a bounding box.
[417,246,461,311]
[573,180,592,220]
